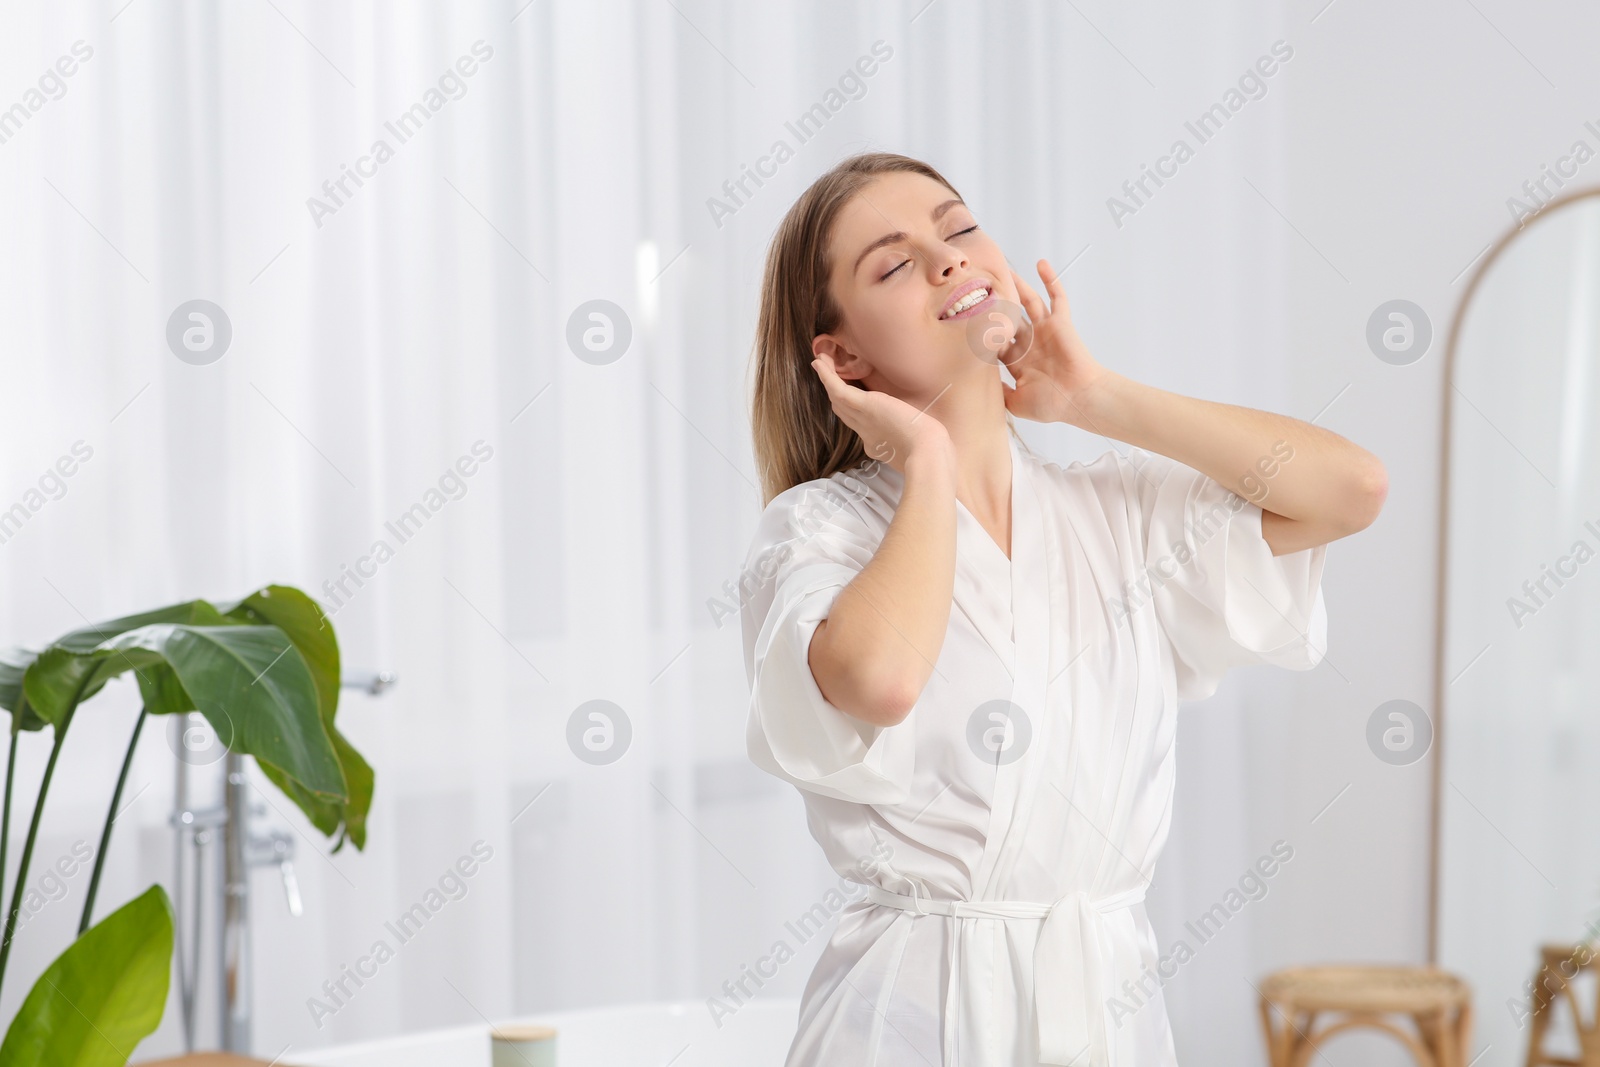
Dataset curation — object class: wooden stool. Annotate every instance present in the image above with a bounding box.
[1257,964,1473,1067]
[1523,942,1600,1066]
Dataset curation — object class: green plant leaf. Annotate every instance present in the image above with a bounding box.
[217,585,371,849]
[123,624,348,799]
[217,584,340,724]
[0,645,36,715]
[25,624,346,799]
[2,587,370,855]
[20,647,160,729]
[4,600,229,727]
[258,723,374,851]
[0,884,173,1066]
[0,648,49,733]
[49,600,228,653]
[327,725,373,850]
[132,661,196,716]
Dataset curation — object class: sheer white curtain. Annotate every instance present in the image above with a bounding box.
[0,1,1311,1062]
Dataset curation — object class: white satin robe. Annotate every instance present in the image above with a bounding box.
[739,433,1328,1067]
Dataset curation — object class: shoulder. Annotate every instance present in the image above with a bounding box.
[1022,445,1215,550]
[1024,443,1162,505]
[748,460,898,558]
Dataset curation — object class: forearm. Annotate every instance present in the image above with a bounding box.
[809,441,957,727]
[1070,369,1385,532]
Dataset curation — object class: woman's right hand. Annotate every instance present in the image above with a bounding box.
[811,358,951,475]
[805,356,958,728]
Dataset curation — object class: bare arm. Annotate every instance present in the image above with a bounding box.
[806,360,959,727]
[1074,371,1387,555]
[809,439,957,727]
[1001,259,1388,555]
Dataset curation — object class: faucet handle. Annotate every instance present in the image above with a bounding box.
[279,859,303,918]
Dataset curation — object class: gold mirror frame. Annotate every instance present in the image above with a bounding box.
[1428,184,1600,962]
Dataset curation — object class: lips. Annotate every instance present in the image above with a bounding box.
[939,278,996,321]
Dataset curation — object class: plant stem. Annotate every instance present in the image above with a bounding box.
[80,704,147,937]
[0,725,17,963]
[0,675,90,1003]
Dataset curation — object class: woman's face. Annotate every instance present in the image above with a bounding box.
[814,170,1021,401]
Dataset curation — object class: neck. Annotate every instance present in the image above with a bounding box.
[922,363,1013,517]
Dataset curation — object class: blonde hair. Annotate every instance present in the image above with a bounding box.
[750,151,1012,507]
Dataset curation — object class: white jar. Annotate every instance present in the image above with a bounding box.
[489,1023,557,1067]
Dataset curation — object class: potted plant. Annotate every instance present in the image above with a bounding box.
[0,584,372,1065]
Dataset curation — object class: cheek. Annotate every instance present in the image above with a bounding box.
[852,288,973,386]
[856,289,931,362]
[998,274,1022,306]
[974,238,1017,301]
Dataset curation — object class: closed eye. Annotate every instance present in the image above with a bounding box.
[879,225,981,281]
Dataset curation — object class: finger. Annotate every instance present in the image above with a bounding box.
[999,342,1029,376]
[812,357,861,412]
[996,326,1030,374]
[812,356,844,395]
[1010,267,1047,324]
[1036,258,1069,317]
[1001,378,1030,418]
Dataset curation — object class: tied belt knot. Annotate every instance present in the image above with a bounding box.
[861,881,1148,1067]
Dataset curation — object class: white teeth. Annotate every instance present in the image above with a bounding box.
[942,287,989,318]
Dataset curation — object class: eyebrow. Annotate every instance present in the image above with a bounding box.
[851,197,967,276]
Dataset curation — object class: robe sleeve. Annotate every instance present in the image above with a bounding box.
[740,476,916,805]
[1114,447,1329,702]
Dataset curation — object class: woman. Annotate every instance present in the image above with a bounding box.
[738,152,1385,1067]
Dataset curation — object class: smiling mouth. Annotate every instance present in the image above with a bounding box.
[940,286,995,321]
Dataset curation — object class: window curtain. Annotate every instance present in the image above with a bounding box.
[0,2,1311,1062]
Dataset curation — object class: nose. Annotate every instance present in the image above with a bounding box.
[931,241,968,279]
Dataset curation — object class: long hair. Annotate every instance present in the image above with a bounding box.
[750,151,1010,506]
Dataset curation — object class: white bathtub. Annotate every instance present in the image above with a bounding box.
[283,997,799,1067]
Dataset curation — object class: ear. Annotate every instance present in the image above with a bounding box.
[812,334,872,384]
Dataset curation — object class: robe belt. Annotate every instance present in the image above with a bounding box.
[859,882,1147,1067]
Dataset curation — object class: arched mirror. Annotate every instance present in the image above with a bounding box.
[1434,187,1600,1060]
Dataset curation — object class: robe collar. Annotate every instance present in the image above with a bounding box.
[951,433,1039,678]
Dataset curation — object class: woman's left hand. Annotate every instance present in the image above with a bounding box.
[999,258,1112,427]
